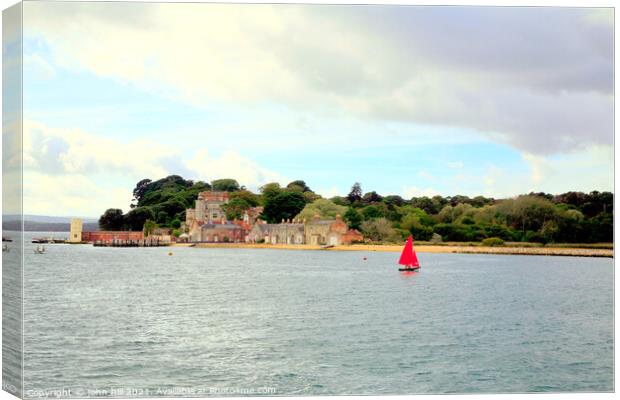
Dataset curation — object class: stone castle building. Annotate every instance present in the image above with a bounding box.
[248,220,305,244]
[184,191,363,244]
[185,191,262,243]
[186,191,230,226]
[247,215,363,245]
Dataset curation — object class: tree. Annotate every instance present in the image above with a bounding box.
[411,196,436,214]
[361,205,384,220]
[160,196,189,220]
[143,219,158,237]
[295,199,347,221]
[344,207,363,230]
[156,211,170,225]
[400,211,433,240]
[286,180,312,192]
[504,195,558,233]
[383,195,405,208]
[132,179,152,205]
[222,198,251,220]
[125,207,155,231]
[261,191,307,223]
[347,182,362,204]
[437,203,475,223]
[362,191,383,204]
[330,196,349,206]
[99,209,124,231]
[229,190,260,207]
[360,218,399,242]
[259,182,282,204]
[302,191,322,203]
[211,178,240,192]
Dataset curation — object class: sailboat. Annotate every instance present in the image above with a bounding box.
[398,235,420,272]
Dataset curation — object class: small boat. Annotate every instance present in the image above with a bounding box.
[32,237,66,244]
[2,244,9,252]
[2,236,13,242]
[398,235,420,272]
[33,245,46,254]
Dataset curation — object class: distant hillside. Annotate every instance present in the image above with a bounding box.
[2,215,99,232]
[3,214,98,223]
[2,221,99,232]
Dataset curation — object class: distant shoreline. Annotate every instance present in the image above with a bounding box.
[176,243,614,258]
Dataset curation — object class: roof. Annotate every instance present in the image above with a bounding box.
[308,220,336,225]
[201,223,243,231]
[251,223,304,233]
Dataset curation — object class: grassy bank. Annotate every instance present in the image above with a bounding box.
[178,242,613,257]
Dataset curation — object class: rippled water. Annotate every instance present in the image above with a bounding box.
[17,232,613,396]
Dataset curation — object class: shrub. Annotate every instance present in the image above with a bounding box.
[482,237,504,246]
[410,225,434,241]
[524,230,549,244]
[429,233,443,243]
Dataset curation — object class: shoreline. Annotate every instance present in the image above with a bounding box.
[176,243,614,258]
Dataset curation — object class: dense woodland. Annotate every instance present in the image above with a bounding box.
[99,175,613,244]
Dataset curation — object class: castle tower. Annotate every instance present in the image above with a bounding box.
[68,218,83,243]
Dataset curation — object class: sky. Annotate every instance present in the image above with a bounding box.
[17,2,614,217]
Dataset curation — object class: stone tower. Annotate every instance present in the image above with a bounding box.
[68,218,83,243]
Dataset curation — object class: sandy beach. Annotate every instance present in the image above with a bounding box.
[176,242,613,258]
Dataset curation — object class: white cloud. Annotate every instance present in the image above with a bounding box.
[22,120,287,216]
[186,149,287,191]
[23,173,131,217]
[447,161,464,169]
[521,147,613,193]
[477,147,613,198]
[23,3,613,155]
[24,120,171,178]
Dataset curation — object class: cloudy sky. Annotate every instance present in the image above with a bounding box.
[20,2,613,217]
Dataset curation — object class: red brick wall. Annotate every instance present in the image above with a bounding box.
[341,230,364,244]
[82,231,144,243]
[198,191,230,202]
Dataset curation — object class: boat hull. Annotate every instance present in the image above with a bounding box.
[398,267,420,272]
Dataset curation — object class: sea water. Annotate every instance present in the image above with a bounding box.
[14,232,613,396]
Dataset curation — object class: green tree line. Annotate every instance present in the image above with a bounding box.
[99,176,613,244]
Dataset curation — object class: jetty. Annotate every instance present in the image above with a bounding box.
[93,238,168,247]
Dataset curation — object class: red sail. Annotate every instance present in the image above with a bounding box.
[398,235,419,267]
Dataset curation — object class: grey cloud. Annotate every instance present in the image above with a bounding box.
[293,6,614,154]
[24,3,613,155]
